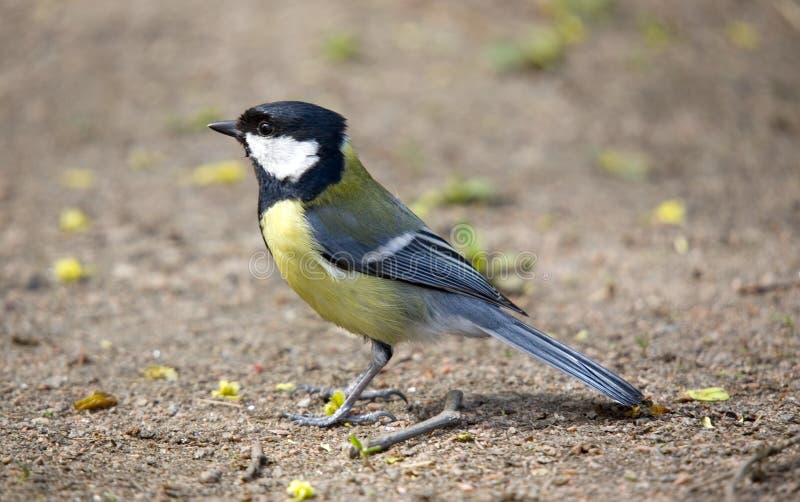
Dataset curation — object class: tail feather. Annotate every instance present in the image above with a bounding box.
[483,317,643,406]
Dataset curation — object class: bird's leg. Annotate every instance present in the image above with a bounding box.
[285,340,401,427]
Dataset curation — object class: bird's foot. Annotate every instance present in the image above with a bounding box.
[346,390,464,458]
[284,410,397,427]
[295,384,407,403]
[285,341,401,427]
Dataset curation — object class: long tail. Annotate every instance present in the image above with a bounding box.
[481,315,643,406]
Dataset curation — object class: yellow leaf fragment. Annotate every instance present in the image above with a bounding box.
[127,149,163,170]
[683,387,730,402]
[385,455,404,465]
[61,169,95,189]
[640,17,672,51]
[575,329,590,341]
[408,199,434,218]
[702,416,714,429]
[442,177,496,205]
[274,382,296,392]
[59,208,91,233]
[555,13,585,45]
[628,397,669,418]
[286,479,315,501]
[143,365,178,381]
[652,199,686,225]
[454,432,475,443]
[673,235,689,254]
[597,149,650,180]
[522,25,566,69]
[726,21,759,50]
[410,177,496,217]
[649,402,668,417]
[211,380,241,400]
[74,391,117,411]
[321,31,360,63]
[99,339,113,350]
[536,212,557,230]
[191,161,245,185]
[323,389,346,416]
[53,257,89,283]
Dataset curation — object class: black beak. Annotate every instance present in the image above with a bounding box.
[208,120,241,138]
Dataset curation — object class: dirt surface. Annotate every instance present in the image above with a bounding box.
[2,1,799,500]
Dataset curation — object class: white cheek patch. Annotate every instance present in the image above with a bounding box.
[245,133,320,182]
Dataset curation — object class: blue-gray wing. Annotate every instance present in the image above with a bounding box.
[306,205,526,315]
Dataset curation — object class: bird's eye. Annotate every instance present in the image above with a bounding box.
[257,121,274,136]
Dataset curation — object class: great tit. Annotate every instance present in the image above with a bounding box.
[209,101,643,427]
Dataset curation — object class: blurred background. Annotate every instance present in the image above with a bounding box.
[1,0,799,499]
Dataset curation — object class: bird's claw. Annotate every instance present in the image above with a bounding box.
[295,385,407,403]
[284,410,397,427]
[363,388,408,403]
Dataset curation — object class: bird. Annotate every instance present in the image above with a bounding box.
[208,101,643,427]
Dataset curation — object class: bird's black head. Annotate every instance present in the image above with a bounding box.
[209,101,347,206]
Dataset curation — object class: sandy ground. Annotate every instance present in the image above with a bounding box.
[1,1,799,500]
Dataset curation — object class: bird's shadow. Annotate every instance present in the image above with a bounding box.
[407,390,632,428]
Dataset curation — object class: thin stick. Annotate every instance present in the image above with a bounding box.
[241,441,267,482]
[725,435,800,502]
[196,398,242,408]
[348,390,463,458]
[736,279,800,295]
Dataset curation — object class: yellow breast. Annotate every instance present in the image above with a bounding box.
[259,199,418,345]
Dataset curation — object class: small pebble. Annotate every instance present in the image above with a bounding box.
[44,375,67,389]
[26,273,49,291]
[673,472,692,485]
[137,429,157,440]
[200,469,222,484]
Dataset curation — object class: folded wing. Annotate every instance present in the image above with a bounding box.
[306,204,525,315]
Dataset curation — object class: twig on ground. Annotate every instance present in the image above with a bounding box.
[347,389,463,459]
[196,398,242,408]
[241,441,267,482]
[725,435,800,502]
[736,278,800,295]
